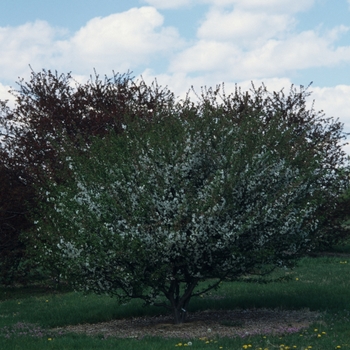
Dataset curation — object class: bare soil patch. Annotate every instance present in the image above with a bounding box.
[52,308,322,339]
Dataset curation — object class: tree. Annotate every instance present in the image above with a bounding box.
[0,164,34,284]
[0,69,175,284]
[32,83,349,323]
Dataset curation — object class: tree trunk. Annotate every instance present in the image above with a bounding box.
[165,277,198,324]
[170,284,194,324]
[173,301,189,324]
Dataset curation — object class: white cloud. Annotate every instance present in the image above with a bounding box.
[170,40,241,75]
[141,0,192,9]
[141,0,315,12]
[170,22,350,82]
[197,8,295,46]
[67,7,182,72]
[0,20,67,82]
[201,0,314,13]
[0,83,11,101]
[304,84,350,156]
[311,85,350,132]
[0,83,16,109]
[239,28,350,78]
[165,1,350,82]
[0,7,184,83]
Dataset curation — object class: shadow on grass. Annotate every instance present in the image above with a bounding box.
[0,282,72,302]
[1,253,349,330]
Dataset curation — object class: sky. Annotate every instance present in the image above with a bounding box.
[0,0,350,152]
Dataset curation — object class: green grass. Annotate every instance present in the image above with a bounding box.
[1,253,350,349]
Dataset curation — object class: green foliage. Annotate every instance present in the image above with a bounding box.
[0,69,175,284]
[30,82,349,323]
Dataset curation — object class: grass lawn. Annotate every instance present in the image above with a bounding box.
[1,249,350,349]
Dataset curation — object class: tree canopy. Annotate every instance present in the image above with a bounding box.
[31,82,350,323]
[0,69,174,284]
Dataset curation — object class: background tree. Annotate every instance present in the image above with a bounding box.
[0,69,175,284]
[32,83,350,323]
[0,164,34,284]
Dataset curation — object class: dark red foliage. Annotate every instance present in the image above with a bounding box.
[0,164,34,284]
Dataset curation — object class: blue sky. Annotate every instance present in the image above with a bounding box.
[1,0,350,152]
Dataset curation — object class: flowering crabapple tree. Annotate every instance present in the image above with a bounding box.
[34,84,349,324]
